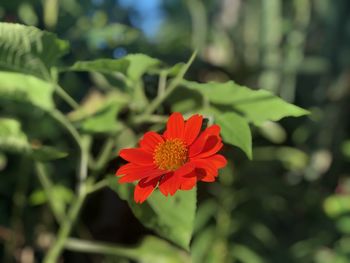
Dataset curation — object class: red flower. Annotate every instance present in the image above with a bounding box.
[116,112,227,203]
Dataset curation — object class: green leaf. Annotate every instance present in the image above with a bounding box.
[31,145,68,161]
[231,244,264,263]
[68,91,128,134]
[80,104,123,134]
[0,22,69,80]
[149,62,186,76]
[136,236,191,263]
[69,54,161,80]
[0,118,31,154]
[69,59,130,75]
[0,71,54,110]
[108,177,196,250]
[215,112,252,159]
[0,118,68,161]
[183,80,309,126]
[124,54,161,80]
[30,185,74,216]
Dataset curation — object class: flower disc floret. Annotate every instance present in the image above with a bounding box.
[153,138,188,171]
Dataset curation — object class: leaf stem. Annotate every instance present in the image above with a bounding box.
[50,110,82,150]
[92,137,115,171]
[77,135,90,194]
[142,50,198,117]
[64,238,139,259]
[157,70,168,97]
[43,188,87,263]
[55,84,80,110]
[35,162,64,223]
[87,177,110,194]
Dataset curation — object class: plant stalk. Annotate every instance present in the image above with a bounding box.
[142,50,197,116]
[43,188,87,263]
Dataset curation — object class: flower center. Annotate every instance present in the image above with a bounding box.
[153,138,188,171]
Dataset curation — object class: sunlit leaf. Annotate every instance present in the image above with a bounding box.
[215,112,252,159]
[108,177,196,250]
[0,118,31,154]
[231,244,264,263]
[30,184,74,216]
[68,91,128,134]
[31,145,68,161]
[0,22,69,80]
[0,118,68,161]
[0,71,54,110]
[70,59,130,75]
[79,104,123,134]
[191,227,216,263]
[183,80,309,126]
[69,54,161,80]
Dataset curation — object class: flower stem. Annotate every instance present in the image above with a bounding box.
[35,162,64,223]
[43,187,87,263]
[142,50,198,117]
[50,110,82,150]
[87,177,110,194]
[91,137,115,172]
[65,238,139,259]
[55,84,80,110]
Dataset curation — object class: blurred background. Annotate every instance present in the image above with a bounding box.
[1,0,350,262]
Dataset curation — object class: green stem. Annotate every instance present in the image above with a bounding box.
[87,178,110,194]
[132,114,168,125]
[55,84,80,110]
[142,50,198,117]
[50,110,82,151]
[35,162,64,223]
[93,137,115,171]
[64,238,139,259]
[78,136,90,194]
[157,70,168,97]
[43,188,87,263]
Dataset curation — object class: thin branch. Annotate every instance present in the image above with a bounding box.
[55,84,80,110]
[35,162,64,223]
[64,238,138,259]
[142,50,198,117]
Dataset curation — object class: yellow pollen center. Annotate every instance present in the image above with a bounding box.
[153,138,188,171]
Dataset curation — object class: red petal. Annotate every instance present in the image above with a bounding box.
[181,177,197,190]
[189,125,221,157]
[134,178,158,203]
[195,168,215,182]
[174,162,195,177]
[159,172,181,196]
[119,148,154,165]
[195,139,223,159]
[119,168,164,183]
[116,163,156,176]
[158,162,195,195]
[193,160,218,182]
[205,154,227,169]
[180,171,197,190]
[140,131,163,153]
[164,112,185,139]
[184,114,203,145]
